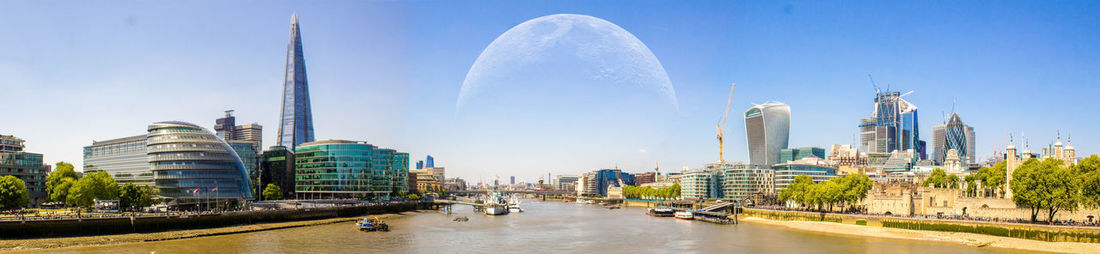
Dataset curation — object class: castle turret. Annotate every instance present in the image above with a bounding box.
[1005,133,1017,199]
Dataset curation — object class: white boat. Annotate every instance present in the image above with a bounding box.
[674,211,694,220]
[485,205,509,215]
[508,196,523,213]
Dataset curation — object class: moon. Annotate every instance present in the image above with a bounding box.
[450,14,681,175]
[457,14,678,112]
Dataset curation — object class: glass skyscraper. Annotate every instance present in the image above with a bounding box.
[859,90,926,159]
[931,113,976,164]
[277,13,315,150]
[744,102,791,167]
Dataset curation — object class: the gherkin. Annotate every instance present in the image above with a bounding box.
[277,13,315,150]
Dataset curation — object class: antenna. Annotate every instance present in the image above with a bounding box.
[951,98,957,114]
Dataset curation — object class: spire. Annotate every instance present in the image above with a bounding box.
[276,13,315,150]
[1055,129,1063,146]
[1007,132,1015,150]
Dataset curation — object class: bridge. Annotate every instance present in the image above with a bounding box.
[449,189,574,196]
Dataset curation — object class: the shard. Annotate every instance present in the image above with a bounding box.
[277,13,315,149]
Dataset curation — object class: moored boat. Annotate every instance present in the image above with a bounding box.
[357,217,390,232]
[674,211,694,220]
[646,207,675,217]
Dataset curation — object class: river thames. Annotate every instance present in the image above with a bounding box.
[49,200,1028,253]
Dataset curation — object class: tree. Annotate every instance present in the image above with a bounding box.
[263,184,283,200]
[406,193,420,200]
[119,183,155,211]
[1080,155,1100,208]
[0,176,29,210]
[1012,158,1082,223]
[46,161,80,203]
[922,168,959,189]
[66,171,120,207]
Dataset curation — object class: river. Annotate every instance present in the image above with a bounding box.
[50,199,1028,253]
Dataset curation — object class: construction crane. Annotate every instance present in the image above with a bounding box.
[717,83,736,163]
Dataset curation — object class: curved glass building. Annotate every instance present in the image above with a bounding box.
[295,140,408,200]
[745,102,791,168]
[147,121,253,205]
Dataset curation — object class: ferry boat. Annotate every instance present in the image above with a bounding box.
[484,190,510,216]
[356,217,390,232]
[646,207,675,217]
[508,196,523,213]
[674,211,694,220]
[485,205,509,215]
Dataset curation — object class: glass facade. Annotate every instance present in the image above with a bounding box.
[276,14,315,150]
[932,113,976,164]
[147,122,254,204]
[83,135,152,186]
[745,102,791,167]
[859,90,926,159]
[230,141,259,187]
[259,146,295,200]
[294,140,408,200]
[772,163,837,193]
[0,149,50,205]
[779,147,826,165]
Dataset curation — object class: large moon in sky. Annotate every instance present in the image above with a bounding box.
[454,14,680,174]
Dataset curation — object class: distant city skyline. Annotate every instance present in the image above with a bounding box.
[2,1,1098,182]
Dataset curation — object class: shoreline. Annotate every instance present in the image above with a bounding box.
[741,216,1100,253]
[0,211,417,252]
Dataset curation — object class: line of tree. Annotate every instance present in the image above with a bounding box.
[622,183,681,200]
[777,173,873,212]
[0,176,29,210]
[1012,155,1100,223]
[44,162,155,209]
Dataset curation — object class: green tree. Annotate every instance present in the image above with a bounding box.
[0,176,29,210]
[66,171,120,207]
[1080,155,1100,207]
[406,193,420,200]
[263,184,283,200]
[922,168,959,189]
[46,161,80,203]
[1012,158,1082,223]
[119,183,155,211]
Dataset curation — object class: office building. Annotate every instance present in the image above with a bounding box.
[828,144,867,167]
[215,111,264,181]
[258,146,295,200]
[931,113,975,165]
[779,147,825,165]
[553,175,578,191]
[294,140,408,200]
[859,89,926,159]
[415,160,424,169]
[277,14,316,150]
[510,176,515,185]
[83,135,152,186]
[425,155,434,168]
[745,102,790,167]
[0,135,50,206]
[147,121,254,205]
[633,172,656,186]
[682,162,774,201]
[772,157,837,193]
[409,167,446,194]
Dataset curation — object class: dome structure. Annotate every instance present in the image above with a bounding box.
[147,121,253,205]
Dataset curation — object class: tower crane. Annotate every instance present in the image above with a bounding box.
[717,83,736,163]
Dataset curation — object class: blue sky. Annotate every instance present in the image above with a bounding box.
[1,1,1097,183]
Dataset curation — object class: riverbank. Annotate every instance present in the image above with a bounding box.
[0,212,416,252]
[742,216,1100,253]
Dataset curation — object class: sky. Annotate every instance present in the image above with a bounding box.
[1,1,1098,183]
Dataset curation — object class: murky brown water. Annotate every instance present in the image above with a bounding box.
[50,200,1029,253]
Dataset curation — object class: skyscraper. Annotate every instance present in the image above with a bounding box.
[425,155,435,168]
[277,13,315,150]
[744,102,791,167]
[931,113,976,165]
[858,90,926,159]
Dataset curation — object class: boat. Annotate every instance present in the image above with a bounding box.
[485,205,509,215]
[484,190,510,216]
[508,196,523,213]
[646,207,675,217]
[674,211,694,220]
[356,217,390,232]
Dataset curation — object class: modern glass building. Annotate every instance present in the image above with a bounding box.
[259,146,295,200]
[779,147,826,165]
[859,90,926,159]
[931,113,976,165]
[83,135,152,186]
[745,102,791,167]
[277,13,316,150]
[294,140,408,200]
[230,141,259,186]
[0,135,50,206]
[772,159,837,193]
[147,121,254,205]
